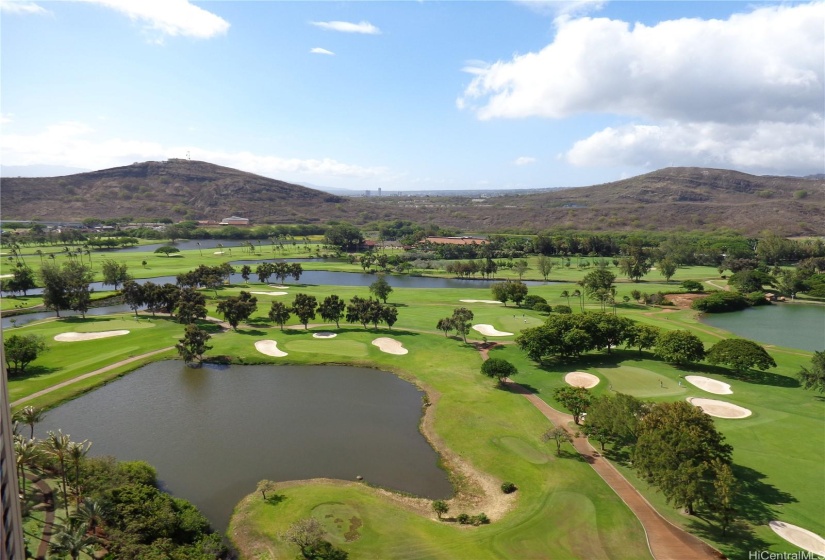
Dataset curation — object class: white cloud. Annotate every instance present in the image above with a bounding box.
[310,47,335,56]
[78,0,229,40]
[0,0,50,15]
[515,0,606,19]
[514,156,536,165]
[565,117,825,176]
[310,20,381,34]
[0,122,388,181]
[460,3,825,175]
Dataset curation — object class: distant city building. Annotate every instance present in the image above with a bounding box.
[1,344,25,560]
[421,236,488,245]
[219,216,250,226]
[197,220,219,226]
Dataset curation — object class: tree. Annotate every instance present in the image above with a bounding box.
[101,259,131,290]
[537,255,553,281]
[14,436,41,504]
[13,405,43,439]
[619,239,652,282]
[240,264,252,284]
[68,439,91,501]
[451,307,474,343]
[432,500,449,520]
[256,479,278,501]
[624,324,661,354]
[681,280,704,293]
[282,518,326,559]
[490,282,511,306]
[318,295,346,328]
[40,261,72,317]
[513,259,529,280]
[268,301,292,331]
[154,245,180,257]
[74,498,111,535]
[658,258,677,283]
[491,280,528,307]
[480,358,517,387]
[291,293,318,330]
[553,386,591,424]
[2,266,37,296]
[436,317,454,337]
[706,339,776,374]
[176,288,207,324]
[324,222,364,252]
[63,260,95,318]
[711,459,739,535]
[369,274,393,303]
[797,351,825,393]
[49,517,98,560]
[176,324,212,365]
[46,430,72,517]
[582,393,647,451]
[542,426,573,456]
[381,305,398,330]
[121,280,145,317]
[633,401,733,515]
[4,334,47,376]
[655,330,705,365]
[216,291,258,330]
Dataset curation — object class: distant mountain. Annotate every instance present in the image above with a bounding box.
[1,162,823,235]
[0,159,352,224]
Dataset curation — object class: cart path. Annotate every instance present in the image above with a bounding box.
[11,346,175,408]
[24,473,56,560]
[478,347,722,560]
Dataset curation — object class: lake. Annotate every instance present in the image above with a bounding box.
[701,303,825,352]
[36,362,452,532]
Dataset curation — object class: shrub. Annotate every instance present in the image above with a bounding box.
[523,295,548,310]
[533,302,552,314]
[471,513,490,526]
[680,280,704,293]
[553,304,572,314]
[691,292,749,313]
[745,291,770,306]
[456,513,470,525]
[501,482,517,494]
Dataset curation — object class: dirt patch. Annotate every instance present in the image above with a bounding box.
[54,330,130,342]
[664,293,706,309]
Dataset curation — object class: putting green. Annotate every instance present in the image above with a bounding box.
[494,436,549,464]
[312,502,363,543]
[595,366,686,398]
[283,339,369,358]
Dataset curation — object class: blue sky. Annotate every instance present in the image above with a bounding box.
[1,0,823,191]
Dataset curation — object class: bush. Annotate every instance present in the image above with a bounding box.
[501,482,517,494]
[553,304,572,314]
[533,303,552,314]
[691,291,749,313]
[523,295,548,310]
[471,513,490,526]
[680,280,704,293]
[456,513,470,525]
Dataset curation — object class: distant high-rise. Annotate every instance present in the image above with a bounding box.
[378,188,382,197]
[0,341,25,559]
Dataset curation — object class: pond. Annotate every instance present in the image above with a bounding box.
[36,362,452,532]
[701,304,825,352]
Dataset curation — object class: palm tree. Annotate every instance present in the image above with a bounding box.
[49,517,98,560]
[46,430,72,517]
[14,436,41,505]
[67,440,91,501]
[560,290,570,308]
[74,498,110,536]
[572,289,583,312]
[35,249,44,263]
[13,405,43,440]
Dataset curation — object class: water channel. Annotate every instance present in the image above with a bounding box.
[700,303,825,352]
[36,361,452,532]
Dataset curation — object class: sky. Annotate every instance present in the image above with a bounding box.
[1,0,823,191]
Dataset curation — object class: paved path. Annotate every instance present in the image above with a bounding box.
[11,346,175,407]
[25,473,56,560]
[477,346,722,560]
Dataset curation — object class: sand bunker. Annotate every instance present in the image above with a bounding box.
[268,285,289,289]
[460,299,502,304]
[0,274,13,279]
[54,330,130,342]
[249,291,288,296]
[254,340,288,357]
[213,251,225,255]
[769,521,825,556]
[687,398,752,419]
[313,332,337,339]
[685,375,733,395]
[372,337,408,355]
[565,371,600,389]
[472,324,514,337]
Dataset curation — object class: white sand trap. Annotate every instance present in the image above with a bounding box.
[565,371,600,389]
[249,291,288,296]
[472,324,514,337]
[313,332,337,339]
[0,274,13,279]
[769,521,825,556]
[54,330,130,342]
[687,398,752,419]
[268,285,289,289]
[372,337,408,355]
[213,251,225,255]
[685,375,733,395]
[255,340,288,357]
[460,299,502,304]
